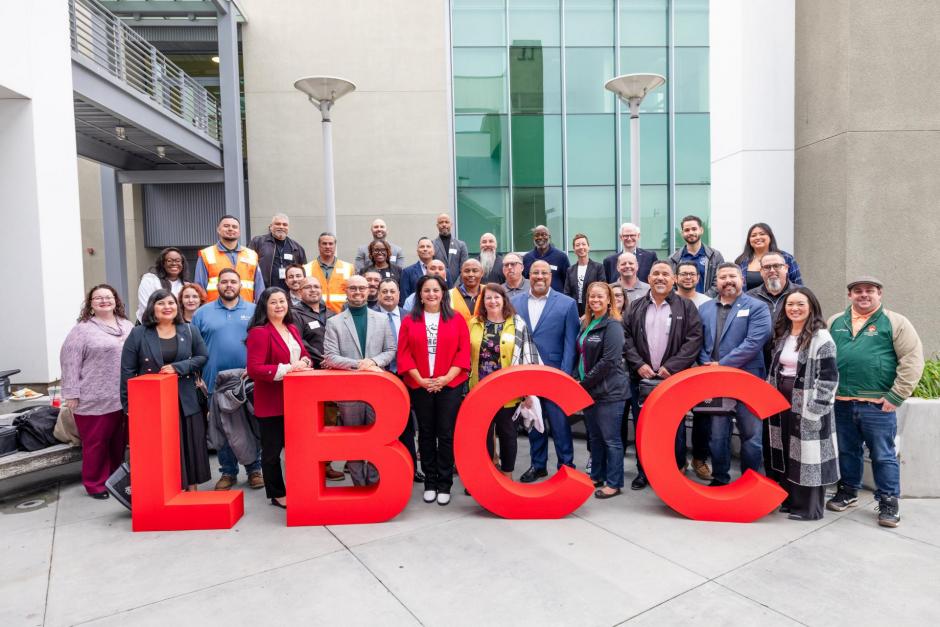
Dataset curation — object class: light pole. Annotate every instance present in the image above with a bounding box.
[294,76,357,235]
[604,73,666,228]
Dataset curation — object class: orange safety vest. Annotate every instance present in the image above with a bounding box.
[199,244,259,302]
[304,258,354,313]
[449,287,479,323]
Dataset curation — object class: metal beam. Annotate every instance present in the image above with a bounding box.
[72,59,223,168]
[216,1,246,237]
[100,166,129,301]
[76,133,154,170]
[116,169,224,184]
[102,1,219,17]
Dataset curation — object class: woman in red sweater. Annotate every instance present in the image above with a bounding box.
[246,287,312,508]
[397,274,471,506]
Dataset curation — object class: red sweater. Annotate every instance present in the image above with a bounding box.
[246,323,310,417]
[397,312,471,390]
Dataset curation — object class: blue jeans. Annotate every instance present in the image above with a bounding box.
[709,401,763,484]
[585,400,625,489]
[835,400,900,499]
[217,441,262,478]
[529,398,575,470]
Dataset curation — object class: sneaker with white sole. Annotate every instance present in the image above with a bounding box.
[423,490,437,503]
[826,485,859,512]
[436,492,451,506]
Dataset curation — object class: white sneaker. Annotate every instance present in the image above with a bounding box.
[436,492,451,506]
[423,490,437,503]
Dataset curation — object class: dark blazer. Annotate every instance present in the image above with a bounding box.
[698,293,772,377]
[623,292,704,379]
[397,312,471,389]
[577,316,629,401]
[511,290,580,376]
[399,261,426,305]
[473,253,505,285]
[432,236,469,287]
[291,302,334,367]
[248,233,307,286]
[246,323,311,418]
[603,248,659,284]
[120,323,208,416]
[563,259,606,315]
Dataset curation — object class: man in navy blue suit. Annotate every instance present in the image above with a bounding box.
[399,237,435,306]
[698,262,772,486]
[603,222,659,284]
[512,260,581,482]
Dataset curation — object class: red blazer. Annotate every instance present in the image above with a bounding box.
[397,312,471,390]
[246,323,310,418]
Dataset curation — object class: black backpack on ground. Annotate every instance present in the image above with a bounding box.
[12,406,60,451]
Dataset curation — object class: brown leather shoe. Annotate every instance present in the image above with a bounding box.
[324,462,345,482]
[692,458,712,480]
[248,471,265,489]
[214,475,236,491]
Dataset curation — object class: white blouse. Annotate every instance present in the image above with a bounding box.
[274,330,302,381]
[779,335,800,377]
[136,273,183,322]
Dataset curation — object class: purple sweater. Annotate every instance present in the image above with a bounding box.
[60,318,134,416]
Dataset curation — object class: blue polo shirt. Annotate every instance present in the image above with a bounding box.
[677,245,708,293]
[191,297,255,393]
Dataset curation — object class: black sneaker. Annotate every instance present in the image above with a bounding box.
[708,479,728,487]
[877,496,900,528]
[826,486,858,512]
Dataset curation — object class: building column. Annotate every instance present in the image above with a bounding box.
[216,0,247,241]
[100,165,129,300]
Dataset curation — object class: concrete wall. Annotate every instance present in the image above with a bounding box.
[239,0,454,263]
[795,0,940,355]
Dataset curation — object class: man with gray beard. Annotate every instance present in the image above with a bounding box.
[475,232,504,284]
[746,251,799,323]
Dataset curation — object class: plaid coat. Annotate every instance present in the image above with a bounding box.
[767,329,840,487]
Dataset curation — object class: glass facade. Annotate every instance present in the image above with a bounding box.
[451,0,710,257]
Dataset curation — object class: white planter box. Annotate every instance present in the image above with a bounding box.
[862,398,940,497]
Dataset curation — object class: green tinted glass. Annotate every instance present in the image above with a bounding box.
[618,48,668,113]
[566,186,617,251]
[675,47,709,112]
[455,114,509,187]
[565,47,616,114]
[675,113,710,184]
[511,114,562,186]
[565,0,614,47]
[675,185,711,247]
[675,0,709,46]
[452,0,506,46]
[508,0,560,46]
[510,46,561,114]
[620,0,667,46]
[453,48,507,114]
[622,185,669,252]
[620,112,668,184]
[457,188,511,254]
[566,114,615,185]
[511,187,564,251]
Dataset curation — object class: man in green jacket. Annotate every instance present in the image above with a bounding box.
[825,276,924,528]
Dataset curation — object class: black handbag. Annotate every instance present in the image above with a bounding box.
[106,462,132,510]
[692,396,737,414]
[637,378,662,403]
[0,425,17,457]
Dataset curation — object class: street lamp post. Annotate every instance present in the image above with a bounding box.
[604,73,666,228]
[293,76,357,235]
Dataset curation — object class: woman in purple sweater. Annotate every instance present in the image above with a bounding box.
[60,285,134,499]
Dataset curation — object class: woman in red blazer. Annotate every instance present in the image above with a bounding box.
[397,274,471,506]
[246,287,312,508]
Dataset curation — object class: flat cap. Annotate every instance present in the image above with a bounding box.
[847,275,883,290]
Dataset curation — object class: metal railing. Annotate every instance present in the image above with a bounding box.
[69,0,221,142]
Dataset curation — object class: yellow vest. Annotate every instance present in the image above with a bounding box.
[449,287,479,323]
[199,245,258,302]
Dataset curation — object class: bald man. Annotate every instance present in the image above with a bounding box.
[354,218,405,273]
[431,213,468,287]
[450,258,483,321]
[474,232,505,284]
[403,259,448,311]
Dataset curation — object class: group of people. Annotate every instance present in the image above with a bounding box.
[58,212,924,528]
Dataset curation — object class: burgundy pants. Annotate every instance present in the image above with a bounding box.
[74,410,126,495]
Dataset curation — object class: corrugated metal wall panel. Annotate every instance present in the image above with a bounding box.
[142,183,224,247]
[130,26,219,43]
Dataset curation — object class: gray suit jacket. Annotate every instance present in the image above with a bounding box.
[354,241,405,273]
[322,308,397,369]
[432,236,469,287]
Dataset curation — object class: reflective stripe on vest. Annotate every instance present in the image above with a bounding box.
[305,259,354,313]
[200,245,258,302]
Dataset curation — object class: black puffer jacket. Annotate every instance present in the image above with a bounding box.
[577,317,630,402]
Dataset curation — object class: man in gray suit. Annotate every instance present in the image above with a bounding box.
[354,218,405,273]
[322,275,397,486]
[431,213,468,288]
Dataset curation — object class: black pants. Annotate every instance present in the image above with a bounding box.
[691,412,712,461]
[399,409,418,468]
[411,385,462,493]
[486,406,518,472]
[258,415,286,499]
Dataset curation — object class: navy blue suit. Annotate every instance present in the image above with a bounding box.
[603,248,659,284]
[399,261,426,306]
[512,289,581,470]
[698,292,772,484]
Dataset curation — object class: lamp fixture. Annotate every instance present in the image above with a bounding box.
[115,126,126,140]
[156,145,166,159]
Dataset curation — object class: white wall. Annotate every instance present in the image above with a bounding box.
[709,0,795,257]
[0,0,84,383]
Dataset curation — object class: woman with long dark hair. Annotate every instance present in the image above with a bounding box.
[121,289,210,491]
[397,274,470,506]
[361,239,402,283]
[734,223,802,291]
[767,287,839,520]
[245,287,312,508]
[60,284,134,498]
[136,247,189,322]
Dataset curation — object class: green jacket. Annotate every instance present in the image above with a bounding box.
[828,305,924,406]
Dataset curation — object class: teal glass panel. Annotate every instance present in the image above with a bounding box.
[619,0,667,46]
[675,113,710,184]
[511,114,562,186]
[564,0,614,47]
[564,47,615,113]
[457,188,511,254]
[618,47,668,113]
[675,0,709,47]
[455,114,509,187]
[511,187,564,251]
[452,0,506,47]
[453,48,507,114]
[674,185,711,247]
[566,114,615,185]
[675,47,709,112]
[508,0,560,46]
[620,112,668,184]
[566,186,617,252]
[510,46,561,114]
[622,184,669,252]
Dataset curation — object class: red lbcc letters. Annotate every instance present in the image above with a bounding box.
[127,366,787,531]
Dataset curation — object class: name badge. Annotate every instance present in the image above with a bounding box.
[736,309,750,318]
[390,255,397,263]
[278,268,286,279]
[283,253,294,261]
[549,264,558,271]
[449,248,457,256]
[308,320,320,330]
